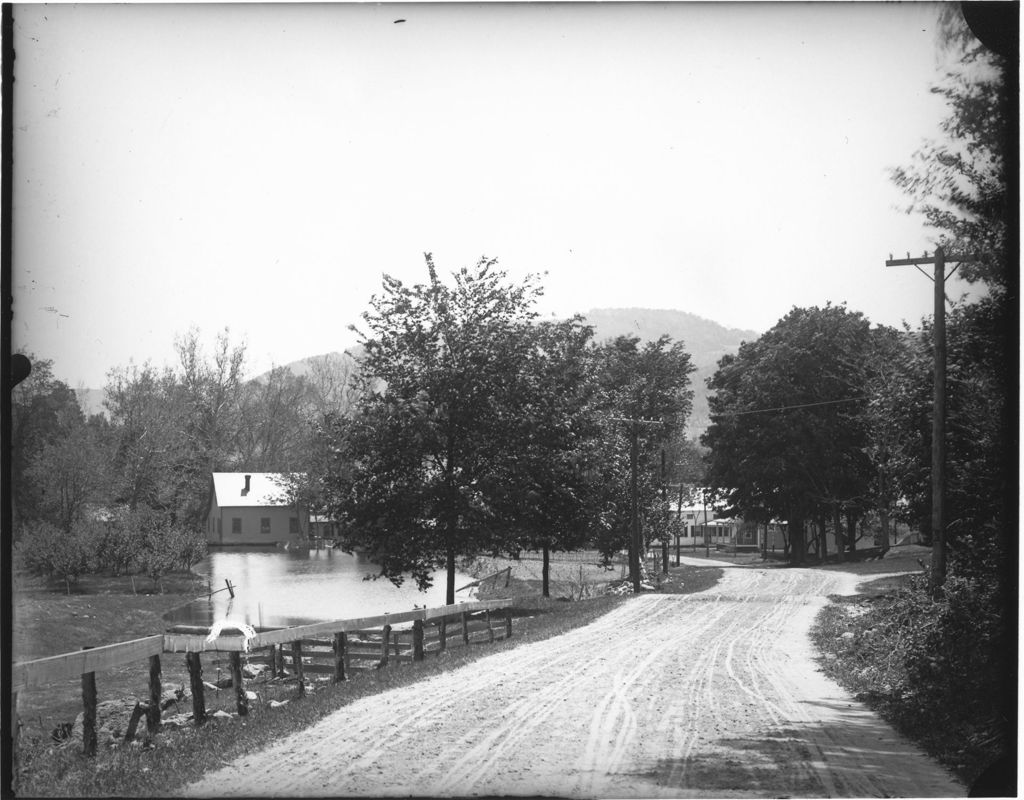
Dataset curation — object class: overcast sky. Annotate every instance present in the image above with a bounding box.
[11,2,982,389]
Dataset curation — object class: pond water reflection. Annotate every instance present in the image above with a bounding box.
[163,548,472,629]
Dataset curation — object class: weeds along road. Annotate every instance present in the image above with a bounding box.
[182,558,964,798]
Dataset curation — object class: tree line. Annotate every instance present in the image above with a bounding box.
[10,330,361,590]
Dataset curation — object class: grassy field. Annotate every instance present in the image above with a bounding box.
[12,558,724,797]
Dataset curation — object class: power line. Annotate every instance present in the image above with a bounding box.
[710,396,870,418]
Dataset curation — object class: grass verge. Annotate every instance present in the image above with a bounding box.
[810,573,1009,788]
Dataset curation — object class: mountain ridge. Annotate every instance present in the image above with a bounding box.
[76,308,759,436]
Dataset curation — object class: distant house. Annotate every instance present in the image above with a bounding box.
[204,473,307,547]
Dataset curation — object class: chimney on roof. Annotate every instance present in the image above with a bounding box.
[242,474,251,496]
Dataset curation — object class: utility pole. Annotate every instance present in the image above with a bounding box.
[613,416,663,593]
[886,247,981,594]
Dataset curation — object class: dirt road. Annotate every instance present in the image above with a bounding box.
[182,558,964,797]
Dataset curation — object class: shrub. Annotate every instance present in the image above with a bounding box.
[813,567,1011,785]
[173,526,208,572]
[16,519,99,594]
[94,514,140,576]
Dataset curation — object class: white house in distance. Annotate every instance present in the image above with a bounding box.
[204,472,308,547]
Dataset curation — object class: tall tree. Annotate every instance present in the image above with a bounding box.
[10,355,83,527]
[236,366,315,471]
[497,317,600,597]
[103,361,185,512]
[702,305,875,563]
[327,255,545,603]
[173,327,247,525]
[588,335,695,568]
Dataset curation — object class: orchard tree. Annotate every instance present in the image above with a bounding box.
[327,255,548,603]
[17,519,100,594]
[702,305,875,563]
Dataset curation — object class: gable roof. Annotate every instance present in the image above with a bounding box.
[211,473,296,508]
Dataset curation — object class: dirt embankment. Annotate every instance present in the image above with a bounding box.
[182,556,964,798]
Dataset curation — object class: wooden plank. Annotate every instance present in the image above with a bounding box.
[422,599,512,622]
[162,634,249,654]
[298,663,340,675]
[12,635,164,691]
[252,610,424,648]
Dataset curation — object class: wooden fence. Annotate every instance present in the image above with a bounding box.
[11,598,513,757]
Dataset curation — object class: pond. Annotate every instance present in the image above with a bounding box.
[163,548,474,630]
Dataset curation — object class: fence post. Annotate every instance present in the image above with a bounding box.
[291,642,305,697]
[11,690,19,772]
[505,608,513,639]
[333,632,347,682]
[438,618,447,652]
[186,652,207,726]
[461,612,470,646]
[662,540,669,574]
[380,625,391,667]
[412,619,424,662]
[504,566,511,587]
[147,653,161,735]
[485,610,494,643]
[124,701,147,744]
[81,646,97,757]
[229,651,248,716]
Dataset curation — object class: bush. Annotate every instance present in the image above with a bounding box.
[173,526,208,572]
[813,569,1011,786]
[16,519,100,594]
[94,514,140,576]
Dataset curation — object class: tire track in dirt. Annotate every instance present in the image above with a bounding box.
[181,561,964,798]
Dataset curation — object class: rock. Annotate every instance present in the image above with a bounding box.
[161,712,193,729]
[245,690,258,702]
[242,662,267,679]
[269,699,289,709]
[211,710,233,720]
[160,685,189,711]
[70,697,140,746]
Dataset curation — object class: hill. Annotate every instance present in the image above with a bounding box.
[581,308,759,438]
[77,311,757,439]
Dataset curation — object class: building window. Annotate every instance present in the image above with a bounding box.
[261,517,271,535]
[232,518,242,534]
[289,517,300,535]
